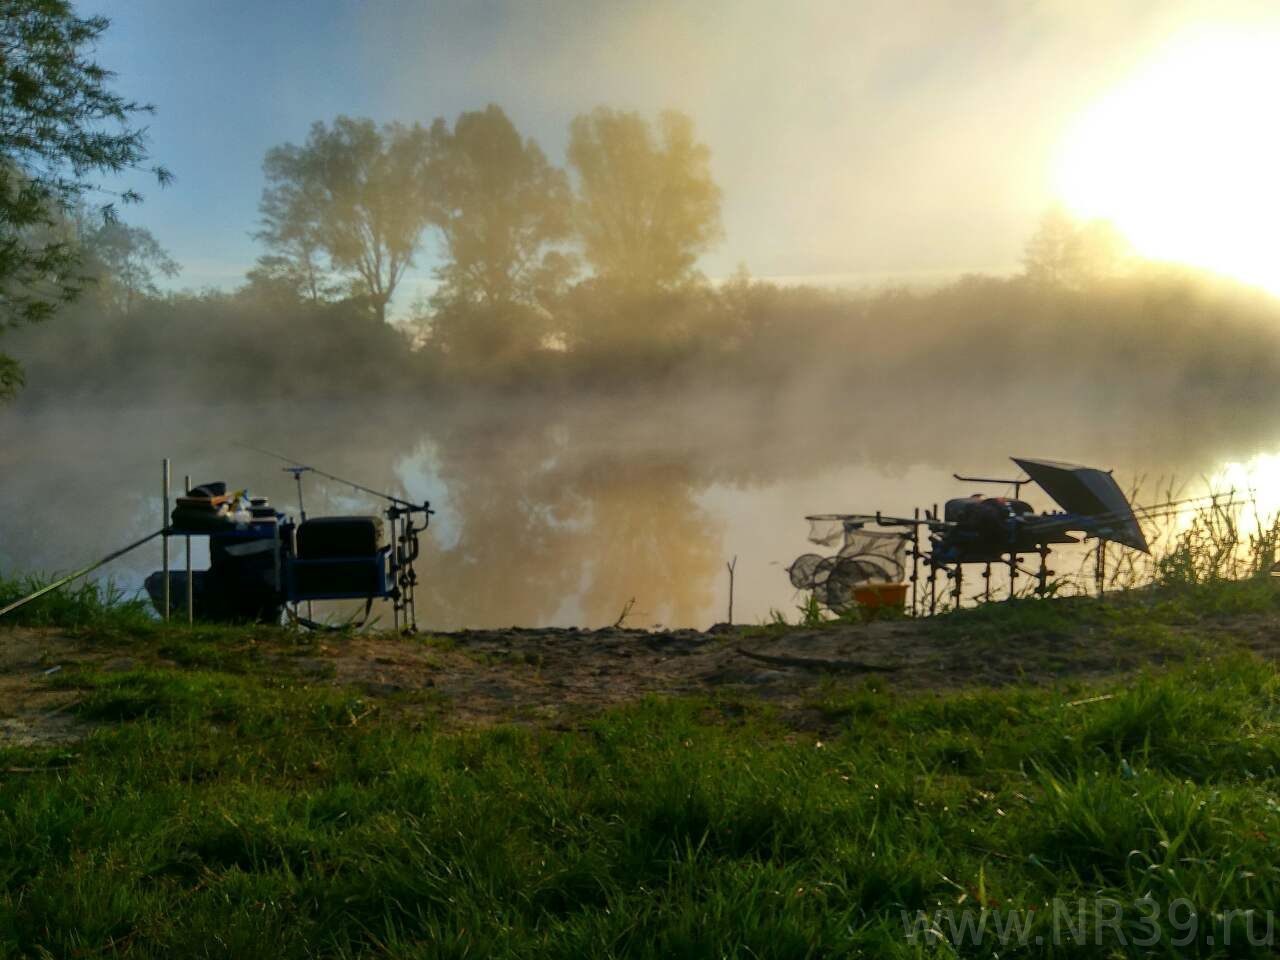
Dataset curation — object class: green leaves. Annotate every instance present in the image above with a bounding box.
[255,117,432,323]
[427,105,574,312]
[568,108,723,293]
[0,1,168,398]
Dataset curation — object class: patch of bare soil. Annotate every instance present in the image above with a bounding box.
[6,608,1280,740]
[323,611,1278,728]
[0,629,97,747]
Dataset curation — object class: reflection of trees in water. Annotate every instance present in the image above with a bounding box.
[569,458,719,627]
[414,416,721,629]
[414,414,582,628]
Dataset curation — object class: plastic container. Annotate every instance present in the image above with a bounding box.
[853,582,909,610]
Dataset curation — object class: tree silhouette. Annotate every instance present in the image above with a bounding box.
[1023,207,1129,288]
[0,1,168,398]
[567,108,721,291]
[256,117,431,323]
[426,105,573,309]
[251,168,333,304]
[83,220,179,314]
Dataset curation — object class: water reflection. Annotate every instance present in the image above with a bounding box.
[1,393,1277,628]
[1209,451,1280,530]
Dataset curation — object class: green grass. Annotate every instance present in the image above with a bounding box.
[4,577,1280,955]
[4,628,1280,955]
[928,576,1280,641]
[0,571,153,631]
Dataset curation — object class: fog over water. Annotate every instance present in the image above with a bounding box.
[4,371,1277,628]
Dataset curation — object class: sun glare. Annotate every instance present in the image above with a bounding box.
[1055,27,1280,292]
[1209,451,1280,531]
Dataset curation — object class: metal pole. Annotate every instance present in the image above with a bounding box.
[726,555,737,625]
[930,503,939,615]
[184,474,193,624]
[289,468,312,622]
[389,511,399,633]
[1008,552,1017,601]
[296,472,306,520]
[1096,540,1106,597]
[162,458,170,621]
[910,507,919,617]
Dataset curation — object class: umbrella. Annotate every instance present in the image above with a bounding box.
[1012,457,1150,553]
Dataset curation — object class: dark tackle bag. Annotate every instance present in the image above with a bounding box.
[295,516,385,558]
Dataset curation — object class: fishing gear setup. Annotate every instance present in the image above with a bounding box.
[789,456,1213,616]
[139,445,434,632]
[0,449,432,634]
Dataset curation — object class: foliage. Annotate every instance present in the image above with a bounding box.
[0,1,168,398]
[1022,206,1130,288]
[81,219,179,313]
[797,591,825,626]
[426,104,574,309]
[567,107,722,292]
[256,117,432,323]
[1149,494,1280,589]
[0,570,151,629]
[8,283,418,404]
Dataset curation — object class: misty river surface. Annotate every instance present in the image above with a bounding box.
[3,390,1279,629]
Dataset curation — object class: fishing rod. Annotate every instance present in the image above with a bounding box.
[0,528,164,619]
[1066,492,1246,533]
[234,442,428,512]
[808,493,1224,536]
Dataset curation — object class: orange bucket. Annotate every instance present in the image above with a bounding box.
[853,582,909,610]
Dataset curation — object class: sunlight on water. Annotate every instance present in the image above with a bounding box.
[1207,449,1280,531]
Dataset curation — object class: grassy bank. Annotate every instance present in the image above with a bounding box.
[0,573,153,632]
[3,584,1280,956]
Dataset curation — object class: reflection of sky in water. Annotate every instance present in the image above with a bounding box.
[394,440,459,550]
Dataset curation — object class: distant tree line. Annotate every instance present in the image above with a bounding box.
[13,197,1280,468]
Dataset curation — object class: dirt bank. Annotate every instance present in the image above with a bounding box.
[8,599,1279,743]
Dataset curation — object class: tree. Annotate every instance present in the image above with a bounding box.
[426,105,573,308]
[255,117,431,323]
[1023,207,1129,288]
[567,108,722,291]
[83,220,178,313]
[250,172,332,304]
[0,1,168,399]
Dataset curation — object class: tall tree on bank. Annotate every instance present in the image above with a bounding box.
[427,105,573,308]
[0,1,168,399]
[256,117,430,323]
[250,167,331,304]
[567,108,722,291]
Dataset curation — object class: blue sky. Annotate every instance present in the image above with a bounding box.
[79,0,1269,315]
